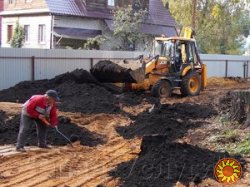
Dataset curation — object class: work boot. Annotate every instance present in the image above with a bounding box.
[16,147,26,152]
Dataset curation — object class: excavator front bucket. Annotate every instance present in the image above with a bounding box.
[90,60,145,83]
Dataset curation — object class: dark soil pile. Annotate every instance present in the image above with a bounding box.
[110,103,227,186]
[0,113,106,147]
[90,60,145,83]
[116,103,217,139]
[110,136,232,186]
[0,69,120,114]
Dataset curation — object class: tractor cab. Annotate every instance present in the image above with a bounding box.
[153,37,202,74]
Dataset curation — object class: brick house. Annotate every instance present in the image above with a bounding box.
[0,0,177,50]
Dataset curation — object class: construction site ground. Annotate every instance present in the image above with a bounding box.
[0,71,249,187]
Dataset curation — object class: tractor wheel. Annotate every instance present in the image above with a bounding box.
[181,71,201,96]
[151,80,171,98]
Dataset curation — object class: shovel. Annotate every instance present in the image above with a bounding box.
[40,118,73,147]
[55,126,74,147]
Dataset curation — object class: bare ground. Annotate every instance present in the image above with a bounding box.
[0,76,250,187]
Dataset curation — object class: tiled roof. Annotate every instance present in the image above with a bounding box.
[45,0,85,16]
[45,0,176,25]
[141,23,176,36]
[45,0,176,35]
[147,0,176,27]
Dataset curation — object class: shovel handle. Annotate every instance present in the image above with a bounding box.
[55,127,73,147]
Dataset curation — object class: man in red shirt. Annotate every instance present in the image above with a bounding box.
[16,90,60,152]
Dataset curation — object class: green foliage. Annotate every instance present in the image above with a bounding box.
[84,35,106,50]
[11,22,24,48]
[223,129,238,140]
[112,5,148,50]
[162,0,250,54]
[234,137,250,154]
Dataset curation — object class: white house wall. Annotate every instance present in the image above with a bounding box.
[1,15,52,48]
[54,16,102,30]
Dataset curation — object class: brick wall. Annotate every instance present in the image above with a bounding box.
[4,0,47,10]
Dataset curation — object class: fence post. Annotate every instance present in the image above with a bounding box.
[247,61,249,80]
[31,56,35,81]
[243,62,247,80]
[90,58,94,69]
[225,60,228,78]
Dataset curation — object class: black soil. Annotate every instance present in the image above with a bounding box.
[110,103,244,186]
[0,112,106,147]
[110,103,245,187]
[110,137,234,186]
[116,103,217,139]
[0,69,120,114]
[90,60,145,83]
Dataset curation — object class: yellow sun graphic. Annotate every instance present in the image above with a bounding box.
[214,158,242,184]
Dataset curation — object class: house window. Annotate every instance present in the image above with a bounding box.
[8,0,15,4]
[24,25,30,42]
[7,25,13,42]
[108,0,115,6]
[38,24,46,44]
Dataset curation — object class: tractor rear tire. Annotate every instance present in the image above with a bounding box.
[151,80,171,98]
[181,71,201,96]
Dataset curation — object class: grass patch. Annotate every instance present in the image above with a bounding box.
[223,129,238,140]
[234,138,250,154]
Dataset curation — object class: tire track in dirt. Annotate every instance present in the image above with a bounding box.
[62,150,132,186]
[1,156,62,176]
[71,152,135,187]
[0,150,61,173]
[0,156,68,187]
[34,140,139,187]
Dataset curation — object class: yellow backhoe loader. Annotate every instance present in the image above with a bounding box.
[91,27,207,97]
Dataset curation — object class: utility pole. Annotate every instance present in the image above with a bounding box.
[192,0,197,30]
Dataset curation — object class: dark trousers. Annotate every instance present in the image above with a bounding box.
[16,112,47,148]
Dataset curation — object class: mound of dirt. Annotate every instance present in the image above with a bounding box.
[116,103,217,139]
[0,114,106,147]
[0,69,120,114]
[90,60,145,83]
[53,68,98,84]
[110,135,233,186]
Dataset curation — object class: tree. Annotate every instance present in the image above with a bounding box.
[112,5,149,50]
[83,35,106,50]
[162,0,250,54]
[11,22,25,48]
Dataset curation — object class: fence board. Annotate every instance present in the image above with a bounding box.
[0,48,249,90]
